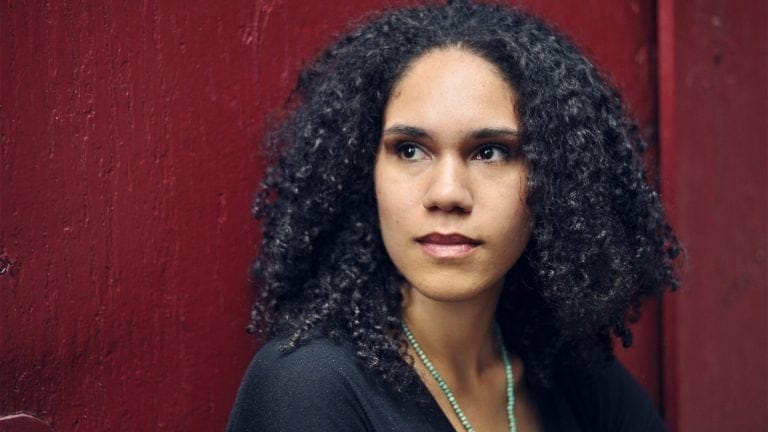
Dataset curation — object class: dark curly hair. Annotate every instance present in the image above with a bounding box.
[248,0,680,393]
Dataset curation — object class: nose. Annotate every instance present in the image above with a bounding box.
[422,156,473,213]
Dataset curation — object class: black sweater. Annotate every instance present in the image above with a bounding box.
[227,338,667,431]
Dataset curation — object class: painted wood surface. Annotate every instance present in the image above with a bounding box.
[658,0,767,430]
[1,0,714,430]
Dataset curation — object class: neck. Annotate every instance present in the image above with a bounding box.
[401,283,503,378]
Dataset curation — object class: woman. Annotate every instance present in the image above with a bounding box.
[228,1,680,431]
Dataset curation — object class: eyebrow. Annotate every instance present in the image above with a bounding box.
[381,125,430,138]
[382,124,522,140]
[470,127,522,140]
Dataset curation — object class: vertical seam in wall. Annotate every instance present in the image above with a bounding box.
[656,0,677,429]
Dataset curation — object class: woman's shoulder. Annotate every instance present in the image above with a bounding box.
[544,358,668,432]
[246,337,362,382]
[227,337,372,431]
[227,337,454,432]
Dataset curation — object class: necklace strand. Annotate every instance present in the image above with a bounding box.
[401,322,517,432]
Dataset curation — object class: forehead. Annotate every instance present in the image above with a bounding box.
[383,48,519,133]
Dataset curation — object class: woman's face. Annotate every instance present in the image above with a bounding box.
[374,48,532,303]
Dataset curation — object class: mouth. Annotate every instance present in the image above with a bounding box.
[415,233,481,259]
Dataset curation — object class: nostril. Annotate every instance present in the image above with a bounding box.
[422,190,473,213]
[421,160,473,212]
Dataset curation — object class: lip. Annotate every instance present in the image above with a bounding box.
[415,233,481,259]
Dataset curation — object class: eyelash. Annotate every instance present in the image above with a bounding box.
[395,142,513,162]
[395,142,428,160]
[472,145,511,162]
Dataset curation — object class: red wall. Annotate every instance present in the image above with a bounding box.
[1,1,264,430]
[658,0,768,430]
[1,1,763,430]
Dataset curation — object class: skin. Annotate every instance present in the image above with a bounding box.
[374,48,540,432]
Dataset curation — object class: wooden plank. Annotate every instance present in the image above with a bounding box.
[659,0,768,430]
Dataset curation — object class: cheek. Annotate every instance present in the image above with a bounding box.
[486,176,531,241]
[375,164,404,238]
[376,194,397,237]
[375,165,427,260]
[376,182,412,237]
[491,203,531,244]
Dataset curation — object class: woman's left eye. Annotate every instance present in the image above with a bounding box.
[472,145,510,162]
[395,142,429,161]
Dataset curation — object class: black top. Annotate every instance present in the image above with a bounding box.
[227,338,667,432]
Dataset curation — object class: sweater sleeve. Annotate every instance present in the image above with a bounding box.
[226,340,372,432]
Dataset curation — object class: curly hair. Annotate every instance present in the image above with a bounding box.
[248,0,680,393]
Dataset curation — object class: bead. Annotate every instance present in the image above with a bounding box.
[402,321,517,432]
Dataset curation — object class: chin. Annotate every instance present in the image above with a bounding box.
[404,275,502,303]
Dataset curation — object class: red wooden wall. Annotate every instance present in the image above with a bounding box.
[658,0,767,430]
[1,1,263,430]
[1,1,764,431]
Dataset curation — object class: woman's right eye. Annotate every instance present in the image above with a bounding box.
[396,143,429,161]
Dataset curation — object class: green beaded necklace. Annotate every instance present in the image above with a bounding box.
[401,321,517,432]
